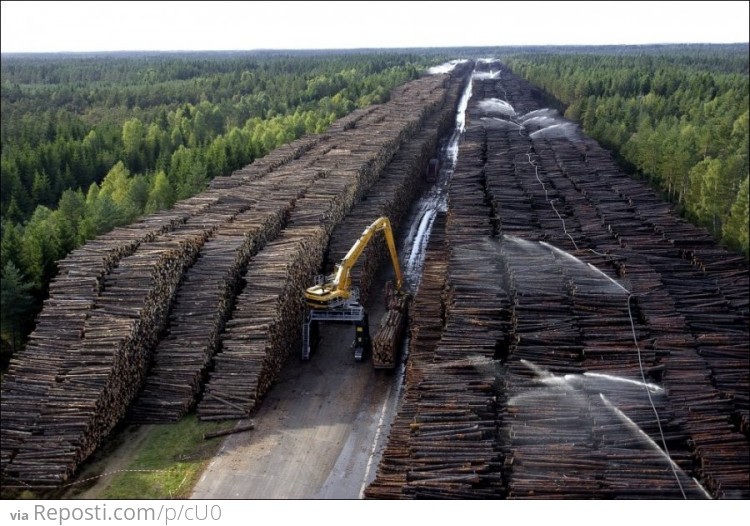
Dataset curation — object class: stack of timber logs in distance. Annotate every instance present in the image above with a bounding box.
[208,133,331,191]
[324,75,465,306]
[197,69,473,421]
[368,62,747,499]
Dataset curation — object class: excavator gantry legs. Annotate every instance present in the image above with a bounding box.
[302,302,371,362]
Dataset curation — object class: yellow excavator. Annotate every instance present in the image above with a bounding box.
[302,217,408,365]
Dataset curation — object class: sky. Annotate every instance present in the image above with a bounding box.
[1,0,748,53]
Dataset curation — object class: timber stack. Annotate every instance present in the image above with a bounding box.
[198,67,472,420]
[371,294,409,369]
[0,66,474,484]
[324,71,466,305]
[364,213,449,498]
[367,60,748,499]
[127,198,294,422]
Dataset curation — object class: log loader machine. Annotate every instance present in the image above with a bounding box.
[302,217,408,367]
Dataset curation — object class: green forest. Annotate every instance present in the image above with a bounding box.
[1,45,748,366]
[501,45,749,257]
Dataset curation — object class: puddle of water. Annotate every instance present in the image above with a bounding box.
[402,70,474,290]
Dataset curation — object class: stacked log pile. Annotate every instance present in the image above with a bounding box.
[369,64,747,499]
[1,69,473,484]
[197,167,363,421]
[324,75,465,305]
[532,127,749,496]
[0,193,223,477]
[208,133,331,190]
[3,191,287,483]
[197,72,467,421]
[0,112,333,478]
[127,196,295,422]
[128,140,368,423]
[365,213,449,498]
[399,249,507,497]
[198,91,427,420]
[517,67,746,498]
[6,229,208,484]
[372,295,409,369]
[368,123,508,498]
[198,225,328,420]
[502,67,746,498]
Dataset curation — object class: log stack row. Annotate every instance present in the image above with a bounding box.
[0,68,473,484]
[364,213,450,497]
[208,133,332,191]
[527,112,749,497]
[324,73,466,305]
[368,62,748,499]
[2,192,282,484]
[197,70,471,421]
[487,64,746,499]
[0,194,225,471]
[368,121,508,499]
[6,227,209,484]
[127,197,295,422]
[198,225,329,420]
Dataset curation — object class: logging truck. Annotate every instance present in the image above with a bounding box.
[302,216,408,367]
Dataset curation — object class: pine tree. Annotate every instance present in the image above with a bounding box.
[723,176,749,256]
[0,261,34,355]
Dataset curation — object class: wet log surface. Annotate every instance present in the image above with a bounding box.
[367,61,748,499]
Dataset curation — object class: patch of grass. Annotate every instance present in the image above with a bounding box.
[95,415,229,499]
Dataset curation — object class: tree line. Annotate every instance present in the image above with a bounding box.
[3,45,747,366]
[0,51,434,362]
[500,45,748,256]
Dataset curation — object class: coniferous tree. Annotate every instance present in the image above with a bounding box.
[0,261,34,356]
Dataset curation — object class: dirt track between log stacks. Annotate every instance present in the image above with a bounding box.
[191,290,398,499]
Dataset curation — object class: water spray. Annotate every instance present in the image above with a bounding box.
[479,93,694,496]
[599,394,704,499]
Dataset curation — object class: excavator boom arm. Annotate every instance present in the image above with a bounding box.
[305,216,404,308]
[333,217,403,293]
[303,215,409,367]
[382,221,403,291]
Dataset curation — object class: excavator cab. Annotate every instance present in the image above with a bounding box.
[304,276,349,309]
